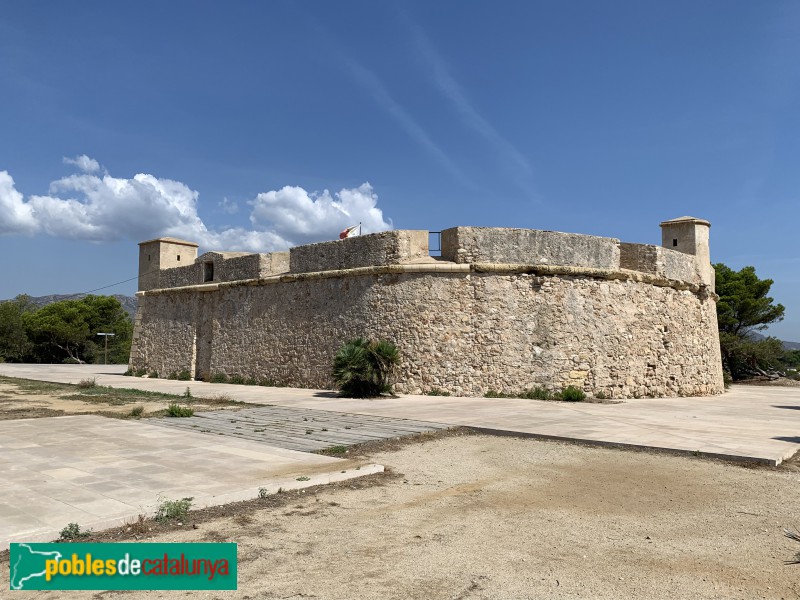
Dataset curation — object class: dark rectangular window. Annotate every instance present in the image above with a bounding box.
[204,262,214,282]
[672,239,677,247]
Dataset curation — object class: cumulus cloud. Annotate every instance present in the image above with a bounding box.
[63,154,101,173]
[0,171,37,234]
[0,158,393,252]
[251,183,391,246]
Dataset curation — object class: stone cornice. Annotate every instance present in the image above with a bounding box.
[135,262,717,300]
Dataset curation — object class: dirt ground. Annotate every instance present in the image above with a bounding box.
[5,432,800,600]
[0,378,250,420]
[742,376,800,388]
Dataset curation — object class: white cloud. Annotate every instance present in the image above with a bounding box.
[0,171,37,234]
[0,158,393,253]
[250,183,391,245]
[63,154,101,173]
[218,197,239,215]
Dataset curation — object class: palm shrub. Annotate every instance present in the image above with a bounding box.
[332,338,399,398]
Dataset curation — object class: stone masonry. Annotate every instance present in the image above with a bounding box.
[129,218,724,399]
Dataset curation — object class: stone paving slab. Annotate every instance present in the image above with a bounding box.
[150,405,448,452]
[0,364,798,466]
[0,415,382,550]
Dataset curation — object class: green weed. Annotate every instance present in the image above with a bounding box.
[59,522,91,540]
[154,496,193,522]
[426,388,451,396]
[165,403,194,417]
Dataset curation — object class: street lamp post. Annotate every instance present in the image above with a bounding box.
[96,333,116,365]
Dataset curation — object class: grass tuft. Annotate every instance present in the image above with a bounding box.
[154,496,193,522]
[59,522,91,540]
[558,385,587,402]
[426,388,451,396]
[165,403,194,418]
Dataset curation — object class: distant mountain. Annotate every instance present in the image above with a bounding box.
[5,294,138,321]
[748,331,800,351]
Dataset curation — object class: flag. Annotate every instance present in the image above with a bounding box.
[339,223,361,239]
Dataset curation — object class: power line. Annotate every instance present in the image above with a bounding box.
[80,274,141,295]
[74,264,163,297]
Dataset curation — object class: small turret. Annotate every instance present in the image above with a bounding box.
[659,216,713,288]
[138,238,199,291]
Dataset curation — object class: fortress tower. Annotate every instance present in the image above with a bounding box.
[138,238,199,292]
[659,216,713,288]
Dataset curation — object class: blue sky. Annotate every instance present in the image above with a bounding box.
[1,1,799,340]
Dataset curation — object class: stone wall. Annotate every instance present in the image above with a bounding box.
[441,227,620,269]
[153,251,290,288]
[132,267,723,399]
[210,252,289,282]
[290,230,429,274]
[159,263,202,288]
[619,243,699,285]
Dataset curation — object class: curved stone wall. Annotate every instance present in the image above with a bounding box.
[130,265,723,399]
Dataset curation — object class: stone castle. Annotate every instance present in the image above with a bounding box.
[129,217,724,399]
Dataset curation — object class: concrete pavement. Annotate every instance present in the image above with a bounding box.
[0,363,388,549]
[1,363,798,466]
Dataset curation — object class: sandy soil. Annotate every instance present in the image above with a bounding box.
[7,433,800,599]
[0,382,243,419]
[742,377,800,388]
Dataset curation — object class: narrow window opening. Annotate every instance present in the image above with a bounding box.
[203,261,214,282]
[672,239,677,247]
[177,254,181,261]
[148,254,151,262]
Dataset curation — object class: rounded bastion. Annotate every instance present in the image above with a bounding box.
[129,220,724,399]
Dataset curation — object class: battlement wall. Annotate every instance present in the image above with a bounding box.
[289,230,429,274]
[153,251,290,288]
[441,227,620,270]
[619,243,699,284]
[147,227,708,291]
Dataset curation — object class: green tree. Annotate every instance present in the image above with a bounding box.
[714,264,787,380]
[718,332,785,380]
[78,295,133,363]
[0,295,34,361]
[715,264,785,336]
[23,295,133,364]
[23,300,91,363]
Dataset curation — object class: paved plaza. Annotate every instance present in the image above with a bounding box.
[0,414,381,549]
[1,363,798,465]
[152,405,448,452]
[0,363,798,549]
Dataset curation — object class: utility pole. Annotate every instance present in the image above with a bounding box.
[96,333,116,365]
